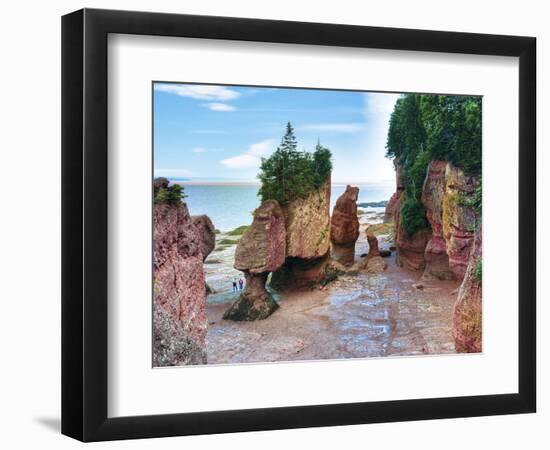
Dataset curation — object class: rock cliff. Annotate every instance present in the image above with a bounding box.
[223,200,286,320]
[394,204,432,271]
[421,161,452,279]
[386,161,433,271]
[271,178,331,288]
[441,164,478,279]
[384,160,404,221]
[330,185,360,266]
[153,201,207,365]
[453,224,482,352]
[422,161,478,279]
[192,215,216,261]
[282,178,331,259]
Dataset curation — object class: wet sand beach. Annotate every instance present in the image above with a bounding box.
[205,210,460,365]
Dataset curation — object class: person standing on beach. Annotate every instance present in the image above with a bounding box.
[232,278,238,292]
[238,278,244,291]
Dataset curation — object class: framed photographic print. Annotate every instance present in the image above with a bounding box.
[61,8,536,442]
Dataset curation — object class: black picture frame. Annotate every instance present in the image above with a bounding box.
[61,8,536,442]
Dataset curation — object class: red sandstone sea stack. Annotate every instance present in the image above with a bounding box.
[192,214,216,261]
[271,178,331,289]
[330,185,360,266]
[223,200,286,321]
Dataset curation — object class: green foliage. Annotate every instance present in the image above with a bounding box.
[258,122,332,204]
[226,225,250,236]
[473,258,482,283]
[316,227,328,247]
[400,195,428,237]
[313,141,333,188]
[154,184,186,205]
[386,95,426,162]
[367,222,395,237]
[457,180,482,230]
[386,93,482,236]
[421,95,482,175]
[217,238,239,246]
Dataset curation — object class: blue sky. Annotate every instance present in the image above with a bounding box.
[153,83,400,183]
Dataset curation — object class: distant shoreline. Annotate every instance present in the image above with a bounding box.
[172,180,260,186]
[171,180,394,187]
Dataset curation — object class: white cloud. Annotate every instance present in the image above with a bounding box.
[154,83,240,101]
[300,123,363,133]
[204,102,236,112]
[357,92,401,183]
[220,139,275,169]
[192,147,206,153]
[364,92,401,116]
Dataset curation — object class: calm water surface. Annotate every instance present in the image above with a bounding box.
[179,183,393,231]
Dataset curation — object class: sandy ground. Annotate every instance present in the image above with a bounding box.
[205,212,461,365]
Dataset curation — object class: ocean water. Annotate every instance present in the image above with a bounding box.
[179,182,394,232]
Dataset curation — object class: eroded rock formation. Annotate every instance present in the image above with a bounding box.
[453,224,482,352]
[442,164,478,279]
[422,161,478,279]
[330,185,360,266]
[386,160,433,270]
[366,232,380,257]
[421,161,452,279]
[364,232,387,273]
[394,203,432,271]
[271,179,331,288]
[192,215,216,261]
[153,200,207,365]
[153,176,169,192]
[223,200,286,320]
[384,161,404,221]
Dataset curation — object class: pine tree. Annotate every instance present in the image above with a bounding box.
[280,122,298,154]
[258,123,333,204]
[313,140,332,188]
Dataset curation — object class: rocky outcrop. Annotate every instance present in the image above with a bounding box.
[386,160,432,270]
[384,191,402,222]
[442,164,478,279]
[271,179,331,288]
[192,215,216,261]
[330,185,360,266]
[153,304,206,367]
[153,176,169,192]
[224,200,286,320]
[363,232,387,273]
[366,256,388,273]
[366,232,380,257]
[153,201,207,365]
[384,160,404,221]
[394,203,432,271]
[453,224,482,352]
[283,178,331,259]
[422,161,478,280]
[421,161,453,279]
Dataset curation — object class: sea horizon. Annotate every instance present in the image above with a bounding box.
[167,177,395,187]
[172,179,394,232]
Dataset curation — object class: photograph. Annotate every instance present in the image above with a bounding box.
[152,83,482,366]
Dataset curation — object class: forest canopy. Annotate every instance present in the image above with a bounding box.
[258,122,332,204]
[386,94,482,236]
